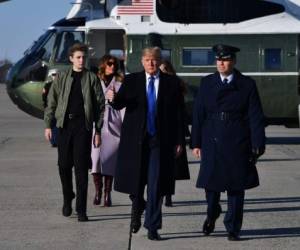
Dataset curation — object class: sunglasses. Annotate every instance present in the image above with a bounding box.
[107,61,116,67]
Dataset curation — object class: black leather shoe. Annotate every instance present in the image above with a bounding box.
[227,232,240,241]
[202,218,216,236]
[62,193,75,217]
[78,214,89,222]
[131,214,142,233]
[131,200,146,233]
[165,195,173,207]
[62,202,72,217]
[203,204,222,235]
[147,230,162,241]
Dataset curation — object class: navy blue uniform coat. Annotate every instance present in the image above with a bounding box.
[111,71,185,196]
[191,70,265,191]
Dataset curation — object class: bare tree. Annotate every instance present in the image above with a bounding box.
[0,59,12,83]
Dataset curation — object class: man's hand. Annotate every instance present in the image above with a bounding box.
[192,148,201,159]
[250,147,265,165]
[93,133,101,148]
[45,128,52,141]
[106,86,115,103]
[175,145,183,158]
[252,147,265,158]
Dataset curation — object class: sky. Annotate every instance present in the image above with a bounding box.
[0,0,71,62]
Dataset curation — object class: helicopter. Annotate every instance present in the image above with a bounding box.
[5,0,300,127]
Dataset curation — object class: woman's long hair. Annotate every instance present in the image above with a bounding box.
[160,59,187,95]
[160,59,176,75]
[98,54,123,82]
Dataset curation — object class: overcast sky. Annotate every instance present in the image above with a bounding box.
[0,0,71,62]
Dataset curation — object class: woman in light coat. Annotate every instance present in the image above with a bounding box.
[91,55,124,207]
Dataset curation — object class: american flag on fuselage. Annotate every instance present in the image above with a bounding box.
[117,0,154,15]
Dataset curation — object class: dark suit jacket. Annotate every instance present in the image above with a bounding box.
[111,70,185,195]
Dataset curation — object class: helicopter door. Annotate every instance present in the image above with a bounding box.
[87,29,125,73]
[260,35,297,124]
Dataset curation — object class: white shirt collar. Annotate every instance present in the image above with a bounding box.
[145,71,160,80]
[220,73,234,83]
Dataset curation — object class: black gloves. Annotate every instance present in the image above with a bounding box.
[249,147,265,165]
[252,147,265,158]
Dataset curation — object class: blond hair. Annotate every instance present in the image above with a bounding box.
[142,47,162,60]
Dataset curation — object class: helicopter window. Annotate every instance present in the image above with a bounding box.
[156,0,284,23]
[109,49,125,73]
[182,48,215,66]
[24,30,54,56]
[16,32,57,83]
[161,49,171,61]
[109,49,124,59]
[265,48,282,70]
[40,33,56,62]
[141,16,151,22]
[55,31,85,63]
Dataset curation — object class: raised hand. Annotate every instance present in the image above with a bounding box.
[106,85,116,103]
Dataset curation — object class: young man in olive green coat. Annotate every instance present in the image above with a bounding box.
[44,43,105,221]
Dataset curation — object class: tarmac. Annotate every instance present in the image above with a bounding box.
[0,84,300,250]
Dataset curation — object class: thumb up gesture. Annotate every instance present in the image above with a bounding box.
[106,85,115,103]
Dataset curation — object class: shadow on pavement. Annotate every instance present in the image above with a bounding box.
[259,158,300,162]
[244,196,300,204]
[160,227,300,240]
[267,137,300,145]
[244,206,300,213]
[242,227,300,239]
[160,232,202,240]
[170,196,300,207]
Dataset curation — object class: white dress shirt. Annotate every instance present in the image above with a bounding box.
[220,73,234,84]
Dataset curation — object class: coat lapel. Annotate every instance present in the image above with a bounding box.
[213,70,239,91]
[231,69,241,90]
[101,76,116,94]
[80,68,89,98]
[156,71,166,131]
[210,72,221,90]
[137,71,147,108]
[65,68,74,97]
[156,71,164,113]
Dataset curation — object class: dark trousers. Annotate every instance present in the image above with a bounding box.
[205,189,245,234]
[50,126,58,146]
[50,119,58,146]
[132,136,163,231]
[57,117,92,216]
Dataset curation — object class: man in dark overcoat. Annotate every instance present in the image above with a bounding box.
[191,44,265,241]
[107,47,185,240]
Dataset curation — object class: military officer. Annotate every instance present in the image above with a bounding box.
[191,44,266,240]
